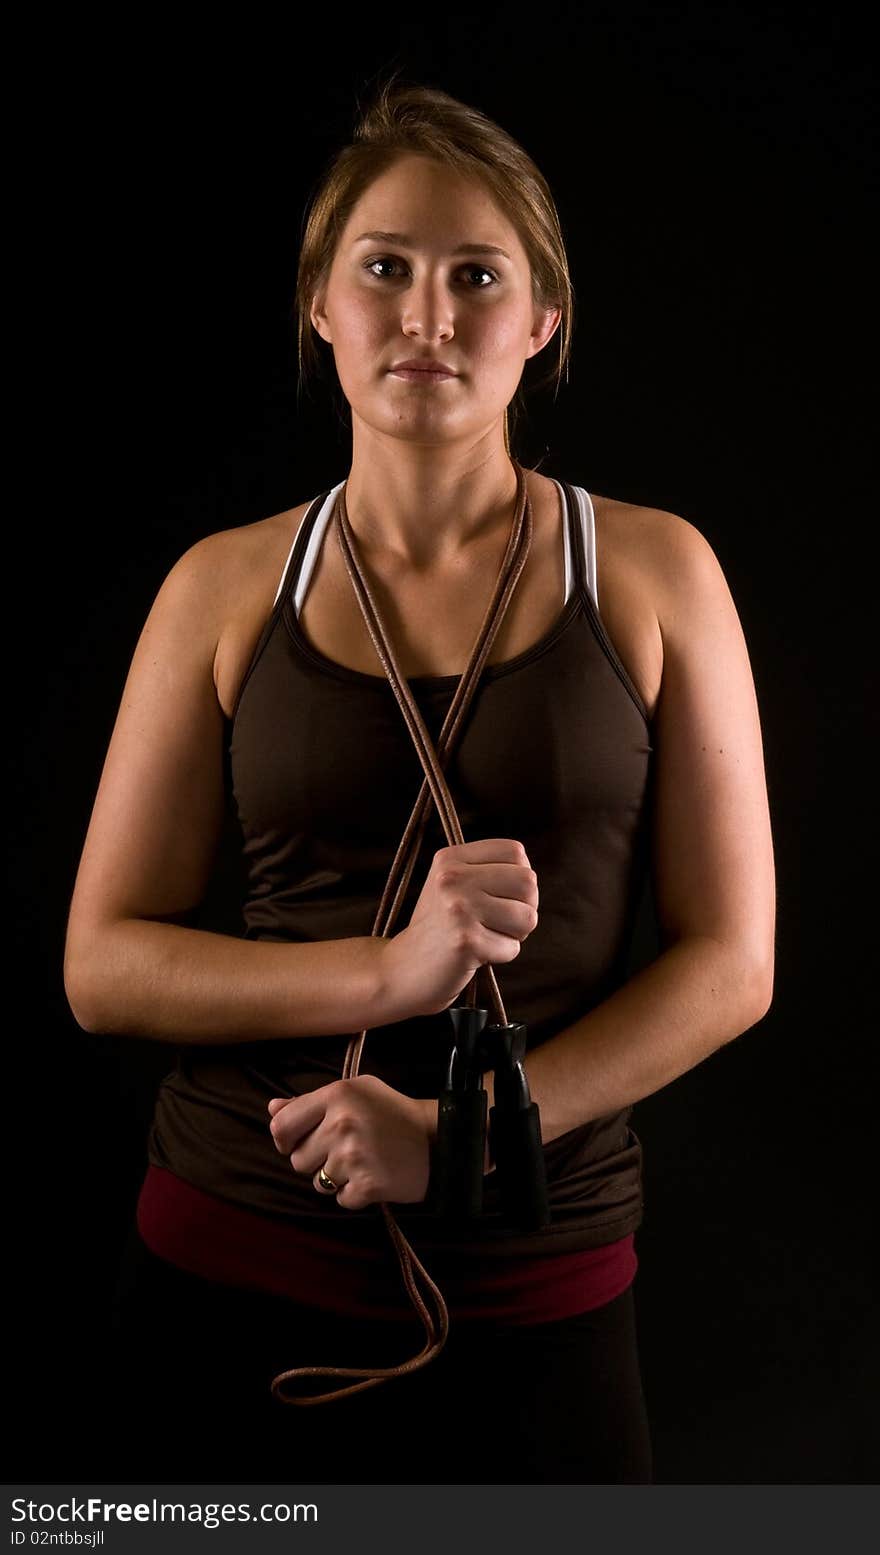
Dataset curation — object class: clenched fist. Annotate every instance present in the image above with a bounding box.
[378,837,539,1023]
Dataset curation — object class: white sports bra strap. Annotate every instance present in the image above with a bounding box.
[274,476,597,613]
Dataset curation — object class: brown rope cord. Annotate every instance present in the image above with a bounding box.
[270,458,533,1406]
[338,468,533,1036]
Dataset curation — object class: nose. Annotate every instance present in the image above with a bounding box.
[400,270,455,344]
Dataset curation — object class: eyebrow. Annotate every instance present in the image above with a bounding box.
[352,229,513,260]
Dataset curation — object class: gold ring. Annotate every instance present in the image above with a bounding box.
[317,1166,340,1194]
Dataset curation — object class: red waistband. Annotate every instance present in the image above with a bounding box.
[136,1164,636,1325]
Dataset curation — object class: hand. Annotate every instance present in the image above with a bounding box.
[379,838,540,1022]
[267,1076,432,1210]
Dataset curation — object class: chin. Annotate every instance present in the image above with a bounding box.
[357,408,466,442]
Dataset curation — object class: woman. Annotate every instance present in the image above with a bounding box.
[64,77,775,1486]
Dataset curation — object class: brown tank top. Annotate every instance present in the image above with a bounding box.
[146,477,655,1259]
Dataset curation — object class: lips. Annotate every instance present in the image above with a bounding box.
[390,360,457,375]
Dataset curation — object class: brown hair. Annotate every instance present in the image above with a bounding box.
[293,71,574,457]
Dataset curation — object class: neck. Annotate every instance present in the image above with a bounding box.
[341,432,525,568]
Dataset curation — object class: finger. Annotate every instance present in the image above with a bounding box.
[287,1123,333,1178]
[450,838,530,866]
[313,1166,344,1197]
[478,864,539,906]
[268,1091,329,1153]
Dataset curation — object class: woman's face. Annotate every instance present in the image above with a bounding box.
[310,154,560,447]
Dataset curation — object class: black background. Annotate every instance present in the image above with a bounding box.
[10,2,876,1484]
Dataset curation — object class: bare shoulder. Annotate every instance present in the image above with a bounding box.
[591,490,708,566]
[198,503,312,717]
[133,503,311,721]
[591,492,724,632]
[171,506,305,615]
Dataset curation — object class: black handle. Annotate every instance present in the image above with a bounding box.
[431,1088,488,1218]
[488,1102,550,1230]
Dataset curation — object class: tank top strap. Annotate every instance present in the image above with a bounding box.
[275,477,597,616]
[228,484,340,727]
[556,479,599,611]
[272,482,344,609]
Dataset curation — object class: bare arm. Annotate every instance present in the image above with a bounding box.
[63,529,393,1044]
[418,510,776,1143]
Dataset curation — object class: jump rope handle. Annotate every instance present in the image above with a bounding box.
[486,1021,550,1230]
[432,1006,550,1230]
[430,1004,490,1219]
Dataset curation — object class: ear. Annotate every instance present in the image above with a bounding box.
[310,287,332,345]
[525,304,562,361]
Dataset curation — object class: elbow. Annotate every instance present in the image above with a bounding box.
[741,952,774,1026]
[701,935,774,1029]
[761,975,775,1019]
[687,931,775,1018]
[63,958,100,1034]
[714,956,773,1052]
[63,933,112,1035]
[754,946,775,1017]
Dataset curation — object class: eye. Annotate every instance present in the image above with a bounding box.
[363,257,499,288]
[365,257,405,280]
[461,264,499,288]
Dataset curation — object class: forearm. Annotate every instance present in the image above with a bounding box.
[64,918,393,1044]
[419,935,771,1148]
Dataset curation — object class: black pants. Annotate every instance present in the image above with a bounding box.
[104,1220,653,1485]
